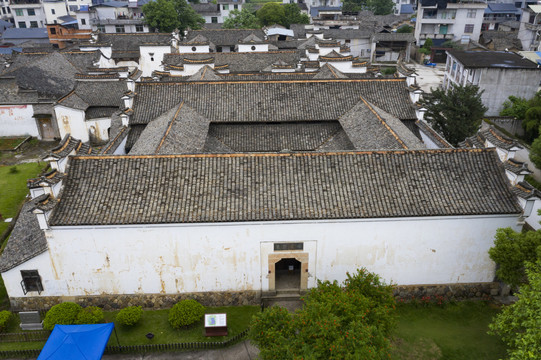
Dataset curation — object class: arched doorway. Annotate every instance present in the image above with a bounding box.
[275,258,301,290]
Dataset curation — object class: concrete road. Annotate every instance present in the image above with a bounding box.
[411,63,446,94]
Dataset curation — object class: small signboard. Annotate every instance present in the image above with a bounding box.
[204,313,227,337]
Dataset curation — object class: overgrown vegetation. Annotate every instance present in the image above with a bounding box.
[342,0,395,15]
[249,268,396,359]
[143,0,204,33]
[254,3,309,28]
[0,311,12,332]
[488,260,541,360]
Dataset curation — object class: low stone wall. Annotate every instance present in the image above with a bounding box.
[393,282,500,301]
[9,290,260,312]
[9,283,501,311]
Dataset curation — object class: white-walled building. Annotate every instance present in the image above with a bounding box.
[10,0,46,28]
[0,147,523,309]
[443,50,541,116]
[414,0,487,46]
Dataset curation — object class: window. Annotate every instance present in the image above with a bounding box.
[49,27,56,34]
[15,8,23,16]
[230,46,235,52]
[115,25,125,33]
[423,9,437,19]
[97,24,105,32]
[234,4,238,9]
[18,21,26,28]
[69,5,77,11]
[211,16,217,23]
[27,8,35,16]
[223,4,229,10]
[81,18,86,25]
[20,270,43,295]
[217,46,222,52]
[274,243,303,251]
[192,46,197,51]
[51,9,55,14]
[251,45,256,50]
[135,24,144,32]
[30,21,38,28]
[464,24,474,33]
[466,9,476,18]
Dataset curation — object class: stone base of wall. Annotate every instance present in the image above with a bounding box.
[393,282,500,301]
[9,283,502,311]
[9,290,261,311]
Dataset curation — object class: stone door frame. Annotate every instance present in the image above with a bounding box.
[268,252,308,291]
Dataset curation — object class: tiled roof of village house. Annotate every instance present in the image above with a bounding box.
[0,51,98,99]
[125,124,146,150]
[0,77,39,104]
[190,3,220,15]
[101,126,129,155]
[130,79,418,127]
[46,134,98,159]
[512,181,541,200]
[87,67,130,72]
[75,73,120,80]
[48,149,522,226]
[180,34,210,45]
[448,50,537,69]
[239,33,267,44]
[460,126,522,150]
[84,33,171,51]
[415,120,453,148]
[372,33,415,42]
[57,80,127,111]
[27,169,63,189]
[85,106,119,120]
[319,51,354,62]
[163,50,304,73]
[204,122,354,152]
[0,197,48,272]
[503,158,531,175]
[185,29,266,47]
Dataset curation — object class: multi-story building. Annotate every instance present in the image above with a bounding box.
[414,0,487,46]
[1,0,13,24]
[443,50,541,116]
[77,0,148,34]
[482,3,521,31]
[10,0,46,28]
[518,5,541,51]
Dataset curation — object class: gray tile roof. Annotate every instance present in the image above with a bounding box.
[204,121,354,152]
[27,169,63,189]
[416,120,453,148]
[101,125,129,155]
[90,33,171,51]
[185,29,267,47]
[130,79,418,128]
[163,50,304,73]
[0,77,39,104]
[85,106,119,119]
[372,33,415,42]
[512,181,541,200]
[48,148,522,226]
[0,197,48,272]
[448,50,537,69]
[0,51,88,99]
[57,80,127,111]
[504,158,531,175]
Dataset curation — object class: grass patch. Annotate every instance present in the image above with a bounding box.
[525,174,541,191]
[106,305,258,346]
[0,162,46,242]
[0,138,28,151]
[0,306,258,351]
[392,301,507,360]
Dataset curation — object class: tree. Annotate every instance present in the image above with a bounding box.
[530,136,541,169]
[249,268,397,359]
[256,3,285,27]
[367,0,395,15]
[488,260,541,360]
[223,8,261,29]
[500,92,541,142]
[143,0,204,34]
[489,228,541,288]
[396,25,413,33]
[283,4,309,27]
[420,84,487,146]
[143,0,181,33]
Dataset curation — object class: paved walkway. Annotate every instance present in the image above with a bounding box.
[411,63,446,94]
[101,340,259,360]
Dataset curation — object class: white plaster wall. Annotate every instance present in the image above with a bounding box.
[418,129,441,149]
[184,63,214,75]
[43,2,69,25]
[237,44,268,52]
[28,214,521,298]
[178,45,210,53]
[139,45,170,77]
[1,250,59,298]
[54,105,88,142]
[86,117,111,143]
[317,46,340,56]
[0,105,39,138]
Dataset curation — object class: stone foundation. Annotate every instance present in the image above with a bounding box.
[9,283,501,311]
[393,282,500,301]
[9,290,260,312]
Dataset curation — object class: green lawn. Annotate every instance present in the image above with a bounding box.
[0,162,46,241]
[392,301,507,360]
[0,138,28,151]
[0,306,259,351]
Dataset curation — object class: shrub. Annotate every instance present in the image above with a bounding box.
[0,311,12,332]
[116,306,143,326]
[75,306,104,325]
[168,299,205,329]
[8,166,18,174]
[43,302,82,330]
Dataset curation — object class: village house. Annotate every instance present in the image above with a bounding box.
[443,50,541,116]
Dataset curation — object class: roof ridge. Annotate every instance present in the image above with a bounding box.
[72,148,492,161]
[155,101,185,154]
[136,78,407,86]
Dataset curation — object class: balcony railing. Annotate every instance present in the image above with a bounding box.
[10,0,39,4]
[420,33,454,40]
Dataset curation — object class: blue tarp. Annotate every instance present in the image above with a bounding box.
[38,323,114,360]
